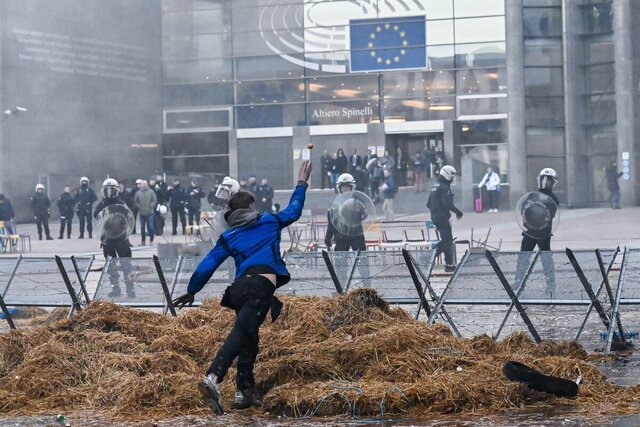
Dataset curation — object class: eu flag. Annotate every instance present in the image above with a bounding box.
[350,16,426,72]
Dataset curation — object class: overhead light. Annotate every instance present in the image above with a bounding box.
[176,119,192,124]
[333,89,360,97]
[429,104,454,111]
[383,117,406,123]
[461,124,470,132]
[402,99,427,109]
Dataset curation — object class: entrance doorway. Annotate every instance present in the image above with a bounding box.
[386,132,444,186]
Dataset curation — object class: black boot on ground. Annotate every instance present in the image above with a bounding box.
[108,286,122,298]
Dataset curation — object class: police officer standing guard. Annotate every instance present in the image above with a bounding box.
[57,186,75,239]
[75,177,98,239]
[31,183,53,240]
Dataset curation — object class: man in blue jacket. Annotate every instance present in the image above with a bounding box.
[172,160,312,415]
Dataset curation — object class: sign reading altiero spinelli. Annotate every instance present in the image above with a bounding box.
[311,105,375,120]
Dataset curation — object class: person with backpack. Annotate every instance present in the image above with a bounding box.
[478,167,501,212]
[380,168,396,222]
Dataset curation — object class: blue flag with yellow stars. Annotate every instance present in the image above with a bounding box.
[350,16,426,72]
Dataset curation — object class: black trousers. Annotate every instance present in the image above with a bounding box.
[35,215,51,238]
[77,209,93,235]
[432,217,454,266]
[103,239,132,287]
[517,234,555,292]
[334,235,366,251]
[188,207,200,226]
[208,275,274,391]
[171,206,186,234]
[59,214,73,238]
[154,212,165,236]
[321,170,331,189]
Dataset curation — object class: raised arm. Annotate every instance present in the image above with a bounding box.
[275,161,312,228]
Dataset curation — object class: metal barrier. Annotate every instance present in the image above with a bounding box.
[0,255,94,329]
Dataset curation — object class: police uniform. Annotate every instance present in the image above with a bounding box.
[427,175,462,268]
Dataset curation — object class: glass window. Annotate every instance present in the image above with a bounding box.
[523,0,561,5]
[236,79,305,105]
[454,0,505,18]
[427,20,454,45]
[586,64,616,93]
[587,94,616,124]
[163,83,233,107]
[307,75,378,102]
[164,155,229,174]
[236,104,306,128]
[458,97,507,116]
[524,39,563,66]
[427,45,455,70]
[163,34,231,61]
[526,128,565,156]
[308,100,379,125]
[588,128,617,154]
[525,97,565,126]
[455,120,507,145]
[165,109,231,130]
[456,68,507,94]
[384,70,455,99]
[582,3,613,34]
[456,144,509,184]
[454,42,506,68]
[235,55,304,80]
[163,132,229,157]
[523,7,562,38]
[454,17,506,44]
[586,40,614,64]
[384,97,455,121]
[163,59,233,84]
[525,67,564,96]
[423,0,453,20]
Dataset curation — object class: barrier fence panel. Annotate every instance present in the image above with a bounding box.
[428,251,536,338]
[0,257,21,297]
[94,257,179,308]
[498,249,618,349]
[280,251,339,297]
[170,256,235,304]
[609,248,640,354]
[2,256,94,307]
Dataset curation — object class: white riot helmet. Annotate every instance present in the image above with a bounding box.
[80,176,89,185]
[336,173,356,192]
[156,204,168,215]
[215,176,240,201]
[439,165,457,182]
[35,183,45,192]
[538,168,558,190]
[102,178,119,199]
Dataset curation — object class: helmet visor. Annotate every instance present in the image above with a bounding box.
[215,184,233,201]
[103,187,118,199]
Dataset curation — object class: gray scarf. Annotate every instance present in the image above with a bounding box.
[225,208,260,228]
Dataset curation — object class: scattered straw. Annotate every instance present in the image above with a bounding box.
[0,288,638,420]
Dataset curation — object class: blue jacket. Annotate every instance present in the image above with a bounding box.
[187,183,308,295]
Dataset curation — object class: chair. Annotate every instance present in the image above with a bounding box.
[0,221,28,253]
[425,220,443,264]
[379,229,405,250]
[403,229,431,250]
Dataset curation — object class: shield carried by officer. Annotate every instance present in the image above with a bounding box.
[328,190,375,237]
[515,192,560,238]
[95,204,135,243]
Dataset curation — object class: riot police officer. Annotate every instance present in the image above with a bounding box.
[75,177,97,239]
[94,178,134,298]
[31,184,53,240]
[57,186,75,239]
[324,173,367,251]
[168,179,187,235]
[427,165,463,272]
[520,168,560,251]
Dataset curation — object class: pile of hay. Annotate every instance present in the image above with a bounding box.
[0,288,638,420]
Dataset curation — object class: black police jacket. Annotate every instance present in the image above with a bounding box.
[75,187,97,213]
[168,185,186,209]
[30,193,51,217]
[57,193,76,217]
[426,176,462,220]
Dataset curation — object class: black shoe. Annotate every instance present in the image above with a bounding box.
[79,234,84,239]
[46,236,54,241]
[88,233,93,239]
[502,361,579,397]
[108,286,122,298]
[172,231,177,236]
[58,236,63,240]
[132,230,137,235]
[444,264,457,273]
[198,376,224,415]
[67,235,71,239]
[234,389,262,409]
[38,235,42,241]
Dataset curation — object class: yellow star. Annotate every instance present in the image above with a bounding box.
[402,40,408,46]
[376,26,382,32]
[376,57,382,63]
[400,31,405,37]
[368,42,373,48]
[370,51,376,57]
[370,33,375,39]
[385,58,391,65]
[393,25,399,31]
[385,23,390,29]
[394,56,400,62]
[400,49,406,55]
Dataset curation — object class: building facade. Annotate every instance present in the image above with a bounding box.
[161,0,640,209]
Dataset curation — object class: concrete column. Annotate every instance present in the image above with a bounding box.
[506,0,527,207]
[228,129,238,178]
[614,0,639,206]
[562,0,590,207]
[443,119,454,168]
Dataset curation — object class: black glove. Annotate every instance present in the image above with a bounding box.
[324,239,332,250]
[172,292,194,309]
[456,212,463,220]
